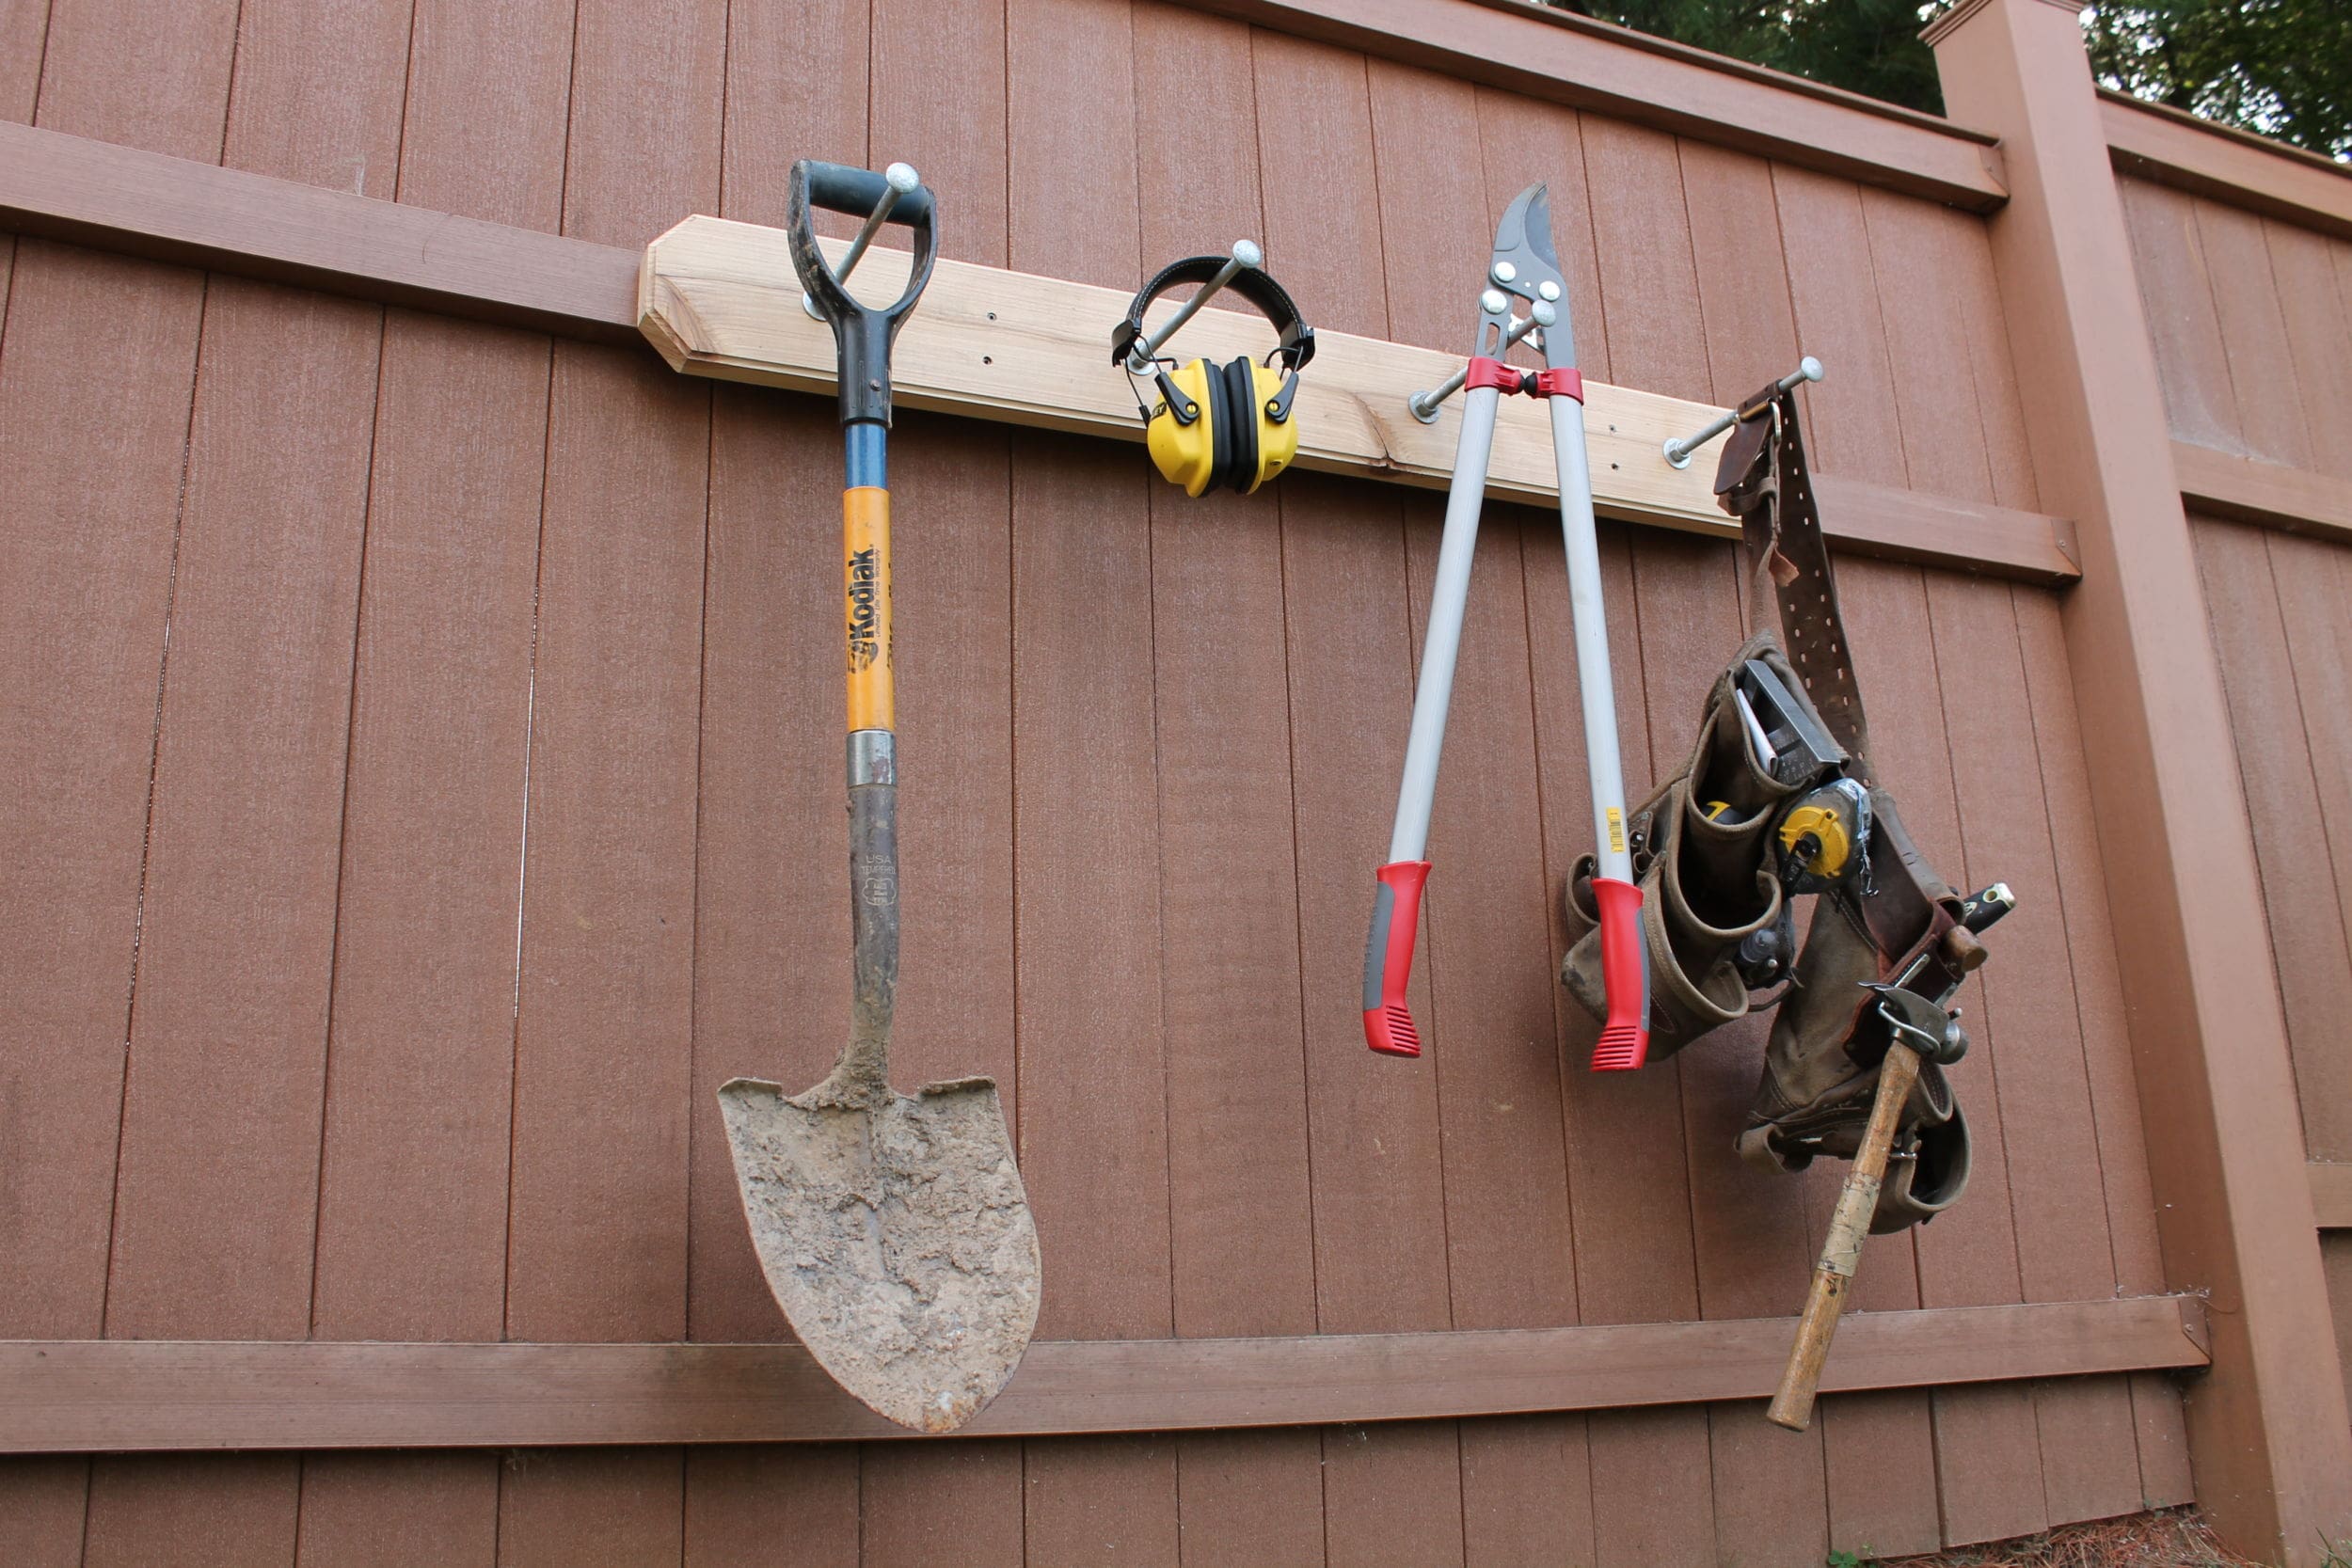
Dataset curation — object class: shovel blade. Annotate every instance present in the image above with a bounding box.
[718,1072,1040,1433]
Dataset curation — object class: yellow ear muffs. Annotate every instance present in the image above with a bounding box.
[1115,254,1316,499]
[1246,359,1299,493]
[1145,358,1224,498]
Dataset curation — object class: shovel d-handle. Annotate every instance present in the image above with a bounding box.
[787,159,939,427]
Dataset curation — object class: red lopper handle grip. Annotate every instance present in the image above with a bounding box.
[1362,861,1431,1056]
[1588,876,1651,1070]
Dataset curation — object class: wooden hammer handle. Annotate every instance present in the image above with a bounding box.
[1767,1041,1922,1431]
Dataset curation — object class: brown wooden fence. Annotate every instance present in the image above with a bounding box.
[1,0,2348,1563]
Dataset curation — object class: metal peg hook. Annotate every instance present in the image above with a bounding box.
[803,162,922,320]
[1123,241,1263,373]
[1662,356,1822,468]
[1407,306,1551,424]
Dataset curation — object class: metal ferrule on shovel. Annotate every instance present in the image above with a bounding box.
[717,160,1041,1435]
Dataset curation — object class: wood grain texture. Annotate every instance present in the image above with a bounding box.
[0,1304,2211,1450]
[2118,177,2244,452]
[2262,223,2352,485]
[2192,518,2352,1163]
[221,0,410,198]
[33,0,237,160]
[2173,438,2352,541]
[0,120,643,341]
[2193,198,2312,470]
[2102,92,2352,242]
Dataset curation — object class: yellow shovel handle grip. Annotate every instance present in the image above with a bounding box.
[845,486,893,733]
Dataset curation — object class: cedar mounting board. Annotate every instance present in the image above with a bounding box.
[640,214,1731,533]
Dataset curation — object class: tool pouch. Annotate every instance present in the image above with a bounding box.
[1564,381,1981,1233]
[1561,636,1818,1057]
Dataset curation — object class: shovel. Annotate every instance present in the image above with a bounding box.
[717,160,1040,1435]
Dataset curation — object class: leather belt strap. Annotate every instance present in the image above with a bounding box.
[1712,385,1964,1059]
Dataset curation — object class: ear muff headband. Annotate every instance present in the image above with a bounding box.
[1111,257,1316,373]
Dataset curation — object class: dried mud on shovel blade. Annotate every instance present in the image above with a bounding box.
[718,1074,1040,1433]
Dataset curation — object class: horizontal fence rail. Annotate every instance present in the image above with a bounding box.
[0,1298,2207,1452]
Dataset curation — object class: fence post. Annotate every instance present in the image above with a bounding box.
[1924,3,2352,1560]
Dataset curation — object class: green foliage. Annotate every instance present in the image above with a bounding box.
[1557,0,2352,161]
[1823,1550,1871,1568]
[2086,0,2352,160]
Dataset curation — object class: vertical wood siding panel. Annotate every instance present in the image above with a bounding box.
[497,341,704,1562]
[1474,90,1609,385]
[718,0,866,232]
[294,2,575,1553]
[296,1454,502,1568]
[1457,1414,1597,1568]
[2264,222,2352,483]
[2328,1236,2352,1428]
[1946,216,2042,515]
[0,250,199,1338]
[2193,198,2312,470]
[1373,62,1578,1338]
[1578,120,1708,404]
[88,276,381,1564]
[684,1446,859,1568]
[1859,566,2039,1547]
[852,416,1023,1568]
[1463,94,1611,1565]
[1007,0,1175,1557]
[17,8,238,1556]
[1249,31,1390,341]
[859,8,1023,1557]
[870,0,1005,269]
[1565,117,1712,1568]
[0,0,48,121]
[0,243,201,1568]
[1257,36,1463,1566]
[1365,61,1487,356]
[297,312,547,1565]
[862,1440,1025,1568]
[681,392,867,1560]
[684,398,844,1344]
[396,0,576,233]
[2010,589,2194,1506]
[33,0,237,159]
[85,1458,308,1568]
[1131,9,1327,1560]
[1680,136,1836,1568]
[1860,191,1998,505]
[2194,517,2352,1161]
[1769,167,1907,489]
[2266,531,2352,1164]
[1862,185,2117,1541]
[1930,575,2141,1527]
[1774,188,1943,1560]
[0,1458,87,1567]
[496,0,719,1553]
[682,20,873,1548]
[2116,178,2243,453]
[223,0,411,197]
[1171,1434,1326,1568]
[1522,515,1646,1567]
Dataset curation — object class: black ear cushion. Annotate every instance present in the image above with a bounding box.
[1222,356,1260,494]
[1202,360,1233,495]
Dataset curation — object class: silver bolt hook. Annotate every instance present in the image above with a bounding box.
[803,162,921,321]
[1662,356,1822,468]
[1123,240,1263,374]
[1407,306,1551,424]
